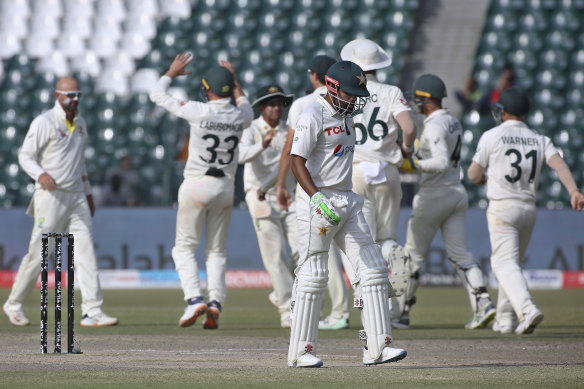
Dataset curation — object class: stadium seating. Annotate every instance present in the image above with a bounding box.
[464,0,584,208]
[0,0,417,206]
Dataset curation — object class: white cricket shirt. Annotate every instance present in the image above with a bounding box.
[150,76,254,180]
[239,116,295,194]
[291,96,356,191]
[353,74,411,165]
[418,109,463,188]
[286,86,327,130]
[472,120,559,202]
[19,101,89,192]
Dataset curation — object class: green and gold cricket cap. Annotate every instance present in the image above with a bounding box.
[413,73,447,100]
[201,66,235,97]
[496,87,531,116]
[252,85,294,107]
[307,55,337,76]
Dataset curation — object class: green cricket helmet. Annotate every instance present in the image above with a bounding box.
[495,87,530,116]
[324,60,369,116]
[413,73,447,100]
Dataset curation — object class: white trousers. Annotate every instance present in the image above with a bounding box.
[246,192,298,320]
[487,199,537,326]
[326,243,351,320]
[172,175,233,305]
[328,163,402,313]
[352,162,402,243]
[405,185,477,274]
[7,189,104,316]
[288,187,391,362]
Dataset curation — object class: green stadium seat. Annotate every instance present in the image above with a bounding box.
[550,11,580,31]
[513,31,542,52]
[566,88,582,108]
[508,49,538,71]
[517,12,547,33]
[533,88,562,110]
[485,12,517,32]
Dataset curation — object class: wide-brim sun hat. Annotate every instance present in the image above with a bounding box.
[340,39,391,71]
[252,85,294,107]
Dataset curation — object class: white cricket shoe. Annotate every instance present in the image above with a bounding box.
[203,300,221,330]
[465,299,496,329]
[363,346,407,366]
[318,315,349,330]
[80,311,119,327]
[268,291,278,307]
[515,307,544,335]
[492,321,514,334]
[179,300,208,327]
[288,353,323,368]
[3,301,30,326]
[280,317,291,328]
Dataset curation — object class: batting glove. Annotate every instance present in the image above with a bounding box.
[311,192,341,226]
[400,156,419,173]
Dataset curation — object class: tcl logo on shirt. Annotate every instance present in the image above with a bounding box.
[324,126,347,136]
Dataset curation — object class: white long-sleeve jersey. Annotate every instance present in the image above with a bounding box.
[150,76,254,180]
[18,101,89,193]
[239,116,295,195]
[417,109,464,188]
[352,74,411,166]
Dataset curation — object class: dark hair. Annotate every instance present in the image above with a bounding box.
[314,72,326,84]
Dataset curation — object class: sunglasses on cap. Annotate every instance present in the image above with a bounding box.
[56,90,82,99]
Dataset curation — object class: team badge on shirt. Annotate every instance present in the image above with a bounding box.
[318,226,328,235]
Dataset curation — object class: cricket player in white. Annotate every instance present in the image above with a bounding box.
[276,55,352,331]
[239,85,298,328]
[4,77,118,327]
[399,74,496,330]
[288,61,407,367]
[468,87,584,335]
[337,39,417,307]
[150,53,253,329]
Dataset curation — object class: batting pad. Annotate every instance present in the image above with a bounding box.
[361,284,393,360]
[288,254,328,364]
[359,245,393,360]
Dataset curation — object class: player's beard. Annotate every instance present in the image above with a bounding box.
[61,98,79,115]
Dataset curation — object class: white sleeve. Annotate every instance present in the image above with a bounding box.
[390,88,411,118]
[149,76,204,122]
[290,113,318,159]
[417,123,450,173]
[238,126,265,163]
[472,132,491,169]
[236,96,255,127]
[542,135,560,163]
[18,115,50,181]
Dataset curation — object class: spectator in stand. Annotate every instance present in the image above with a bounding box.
[101,155,141,206]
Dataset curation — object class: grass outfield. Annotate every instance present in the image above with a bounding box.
[1,287,583,388]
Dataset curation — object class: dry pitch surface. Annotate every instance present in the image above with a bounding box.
[1,288,583,388]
